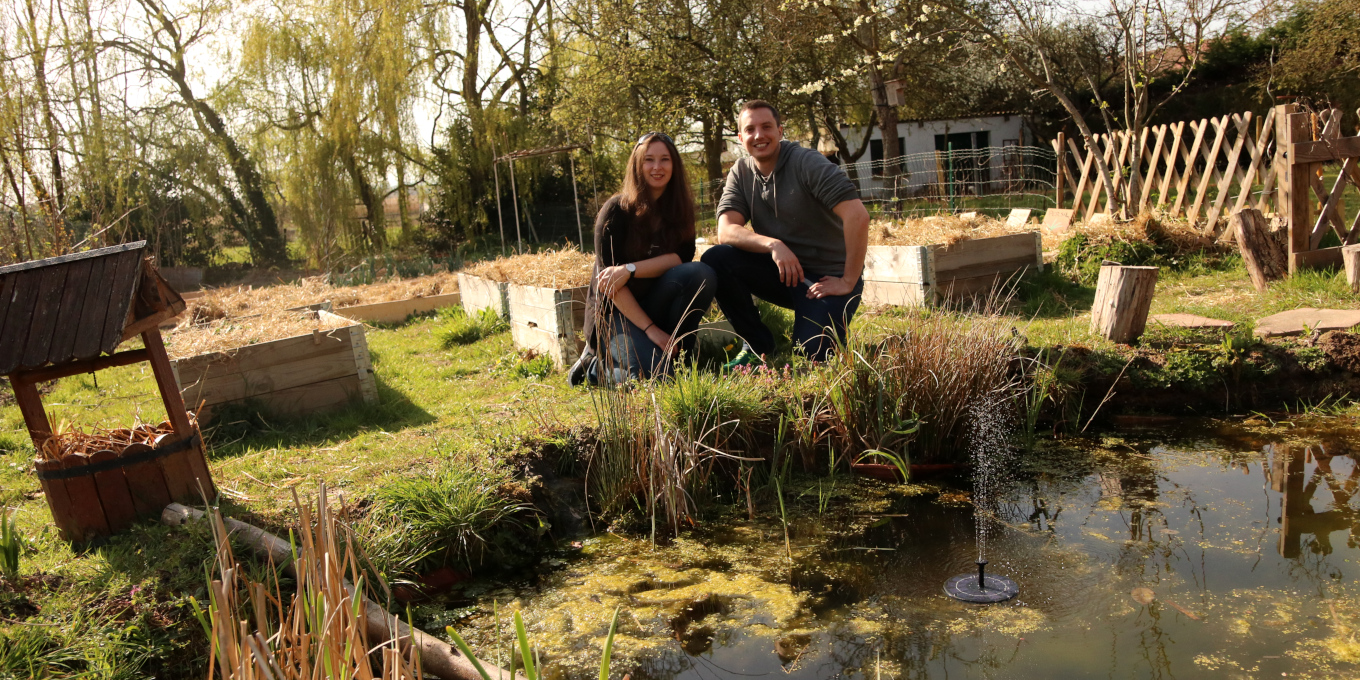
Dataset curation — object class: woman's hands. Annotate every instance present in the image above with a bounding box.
[597,265,632,298]
[644,324,678,358]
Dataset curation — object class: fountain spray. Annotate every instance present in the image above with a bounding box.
[945,397,1018,603]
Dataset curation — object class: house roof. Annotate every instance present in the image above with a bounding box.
[0,241,182,375]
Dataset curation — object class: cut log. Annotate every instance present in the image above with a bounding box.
[1344,245,1360,294]
[1234,209,1287,292]
[1090,264,1159,344]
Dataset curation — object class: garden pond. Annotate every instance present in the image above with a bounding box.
[423,419,1360,679]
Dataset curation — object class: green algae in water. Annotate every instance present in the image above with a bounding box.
[438,420,1360,679]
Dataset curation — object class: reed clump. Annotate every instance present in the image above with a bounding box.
[197,491,424,679]
[823,308,1018,464]
[461,249,593,288]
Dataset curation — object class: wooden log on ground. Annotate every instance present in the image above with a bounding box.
[1345,245,1360,293]
[1234,209,1287,292]
[161,503,518,680]
[1090,264,1159,344]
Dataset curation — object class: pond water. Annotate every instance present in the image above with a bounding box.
[437,420,1360,679]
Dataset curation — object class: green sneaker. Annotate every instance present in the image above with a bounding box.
[722,345,765,371]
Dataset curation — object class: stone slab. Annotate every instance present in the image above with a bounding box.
[1041,208,1074,232]
[1254,308,1360,338]
[1150,313,1235,330]
[1005,208,1033,228]
[958,211,978,221]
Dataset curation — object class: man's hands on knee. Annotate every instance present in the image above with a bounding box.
[808,276,853,299]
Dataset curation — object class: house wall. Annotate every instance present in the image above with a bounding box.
[840,114,1030,199]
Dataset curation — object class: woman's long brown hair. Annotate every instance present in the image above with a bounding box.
[617,134,695,261]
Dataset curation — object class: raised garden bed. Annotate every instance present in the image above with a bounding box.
[863,232,1044,306]
[340,292,462,323]
[457,272,509,318]
[508,283,588,367]
[170,310,376,421]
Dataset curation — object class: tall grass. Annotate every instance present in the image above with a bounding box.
[825,307,1018,464]
[439,306,508,347]
[195,492,423,678]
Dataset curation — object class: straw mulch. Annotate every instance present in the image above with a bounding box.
[1076,210,1221,255]
[870,214,1063,251]
[179,272,460,326]
[166,310,354,359]
[461,248,594,288]
[37,416,193,462]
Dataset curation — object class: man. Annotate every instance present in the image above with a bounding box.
[701,100,870,366]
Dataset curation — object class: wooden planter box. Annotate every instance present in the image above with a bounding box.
[339,292,462,324]
[35,426,214,544]
[507,284,588,367]
[171,311,377,421]
[457,273,509,318]
[863,232,1043,307]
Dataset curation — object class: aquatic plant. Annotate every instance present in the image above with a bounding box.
[446,607,621,680]
[0,508,23,580]
[824,308,1017,464]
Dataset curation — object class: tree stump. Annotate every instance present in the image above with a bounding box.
[1091,264,1159,344]
[1234,208,1287,292]
[1344,245,1360,294]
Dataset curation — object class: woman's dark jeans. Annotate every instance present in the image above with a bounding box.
[594,262,717,382]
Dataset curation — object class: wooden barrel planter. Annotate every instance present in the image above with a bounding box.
[863,232,1044,307]
[172,310,377,422]
[457,273,509,319]
[34,427,215,544]
[508,283,588,367]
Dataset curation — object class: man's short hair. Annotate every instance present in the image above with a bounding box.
[739,100,781,125]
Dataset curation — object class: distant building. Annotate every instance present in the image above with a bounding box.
[838,112,1038,198]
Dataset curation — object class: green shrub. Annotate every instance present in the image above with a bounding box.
[1054,232,1163,284]
[439,306,508,347]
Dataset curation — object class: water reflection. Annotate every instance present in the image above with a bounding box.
[441,422,1360,679]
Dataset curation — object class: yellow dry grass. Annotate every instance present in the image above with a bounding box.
[165,310,353,359]
[870,214,1060,251]
[461,248,594,288]
[179,272,460,326]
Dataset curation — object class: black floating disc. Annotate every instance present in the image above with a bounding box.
[944,573,1019,603]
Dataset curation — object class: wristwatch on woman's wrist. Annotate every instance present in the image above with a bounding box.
[624,263,636,277]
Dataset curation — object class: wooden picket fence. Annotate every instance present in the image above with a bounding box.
[1281,105,1360,270]
[1052,107,1287,235]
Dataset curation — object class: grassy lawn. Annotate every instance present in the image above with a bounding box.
[2,241,1358,674]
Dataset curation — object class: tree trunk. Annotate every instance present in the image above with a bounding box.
[865,64,902,184]
[1234,208,1286,292]
[344,153,386,252]
[701,115,724,186]
[1090,264,1159,343]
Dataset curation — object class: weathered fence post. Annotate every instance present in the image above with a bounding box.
[1344,245,1360,293]
[1090,263,1159,344]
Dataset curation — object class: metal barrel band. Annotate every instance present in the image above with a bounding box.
[35,433,201,481]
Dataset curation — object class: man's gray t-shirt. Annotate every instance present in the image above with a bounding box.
[715,140,860,276]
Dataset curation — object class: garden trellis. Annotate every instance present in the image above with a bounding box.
[493,143,591,253]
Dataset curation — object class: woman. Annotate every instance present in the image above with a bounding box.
[571,132,717,385]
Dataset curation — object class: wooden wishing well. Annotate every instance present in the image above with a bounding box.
[0,241,216,543]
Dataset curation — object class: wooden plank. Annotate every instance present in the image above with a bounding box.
[1232,107,1278,217]
[862,280,931,307]
[88,449,138,534]
[0,240,145,275]
[1234,209,1287,291]
[1173,119,1211,216]
[47,258,95,365]
[11,348,149,384]
[0,272,17,344]
[1067,137,1095,217]
[119,442,172,518]
[18,264,72,370]
[1290,246,1344,271]
[1052,134,1065,208]
[172,325,353,379]
[932,233,1041,272]
[457,273,509,318]
[864,245,932,284]
[1291,136,1360,164]
[33,458,78,542]
[60,453,110,542]
[71,255,111,360]
[337,292,461,323]
[936,253,1041,282]
[1189,116,1230,225]
[1139,124,1168,210]
[1157,122,1185,208]
[182,346,366,406]
[1287,111,1315,270]
[1086,135,1115,221]
[97,251,142,355]
[1309,157,1357,249]
[180,436,215,501]
[10,374,52,449]
[249,374,365,416]
[347,324,378,405]
[141,329,194,437]
[1205,112,1254,232]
